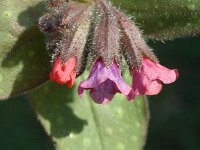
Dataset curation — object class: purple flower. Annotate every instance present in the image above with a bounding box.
[78,59,132,104]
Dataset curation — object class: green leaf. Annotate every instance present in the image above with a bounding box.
[111,0,200,40]
[28,71,149,150]
[0,0,50,99]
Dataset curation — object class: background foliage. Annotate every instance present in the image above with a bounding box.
[0,36,199,150]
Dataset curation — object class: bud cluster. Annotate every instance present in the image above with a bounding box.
[39,0,178,104]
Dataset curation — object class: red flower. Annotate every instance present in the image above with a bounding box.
[50,56,76,88]
[129,58,179,98]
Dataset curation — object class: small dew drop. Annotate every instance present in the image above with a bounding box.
[2,11,12,18]
[116,143,125,150]
[106,127,113,135]
[83,138,91,147]
[114,107,124,118]
[135,121,141,128]
[131,136,138,142]
[69,133,74,138]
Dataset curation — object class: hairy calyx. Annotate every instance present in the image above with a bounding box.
[39,0,179,104]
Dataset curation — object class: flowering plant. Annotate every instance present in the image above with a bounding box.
[39,0,178,104]
[0,0,199,149]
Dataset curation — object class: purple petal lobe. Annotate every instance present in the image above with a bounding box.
[78,59,132,104]
[90,79,119,104]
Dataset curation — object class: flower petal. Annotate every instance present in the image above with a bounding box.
[107,62,132,96]
[78,59,132,104]
[89,79,119,104]
[78,60,109,89]
[132,69,162,96]
[50,56,76,87]
[131,58,178,96]
[144,80,162,95]
[67,70,76,88]
[49,57,61,82]
[142,58,179,84]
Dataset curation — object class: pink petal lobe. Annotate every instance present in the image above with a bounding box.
[131,58,178,96]
[143,80,162,95]
[142,58,179,84]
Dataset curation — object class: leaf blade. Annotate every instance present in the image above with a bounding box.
[111,0,200,40]
[28,71,149,150]
[0,0,50,99]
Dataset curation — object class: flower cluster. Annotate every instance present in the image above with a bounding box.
[39,0,178,104]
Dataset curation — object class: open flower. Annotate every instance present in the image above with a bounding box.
[40,0,179,104]
[129,58,179,98]
[78,59,132,104]
[50,56,76,87]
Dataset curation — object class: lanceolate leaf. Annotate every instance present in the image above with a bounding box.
[111,0,200,40]
[0,0,50,99]
[28,71,149,150]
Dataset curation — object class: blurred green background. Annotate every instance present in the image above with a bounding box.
[0,36,199,150]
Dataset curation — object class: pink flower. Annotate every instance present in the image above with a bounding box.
[78,59,132,104]
[50,56,76,88]
[129,58,179,98]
